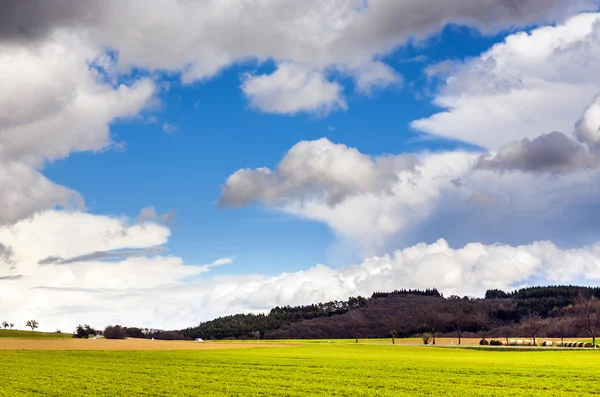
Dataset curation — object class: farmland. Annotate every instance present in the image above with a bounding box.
[0,340,599,396]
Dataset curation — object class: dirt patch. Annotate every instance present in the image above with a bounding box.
[0,338,300,351]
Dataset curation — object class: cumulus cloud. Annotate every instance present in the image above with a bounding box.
[241,63,347,115]
[221,138,600,254]
[4,223,600,332]
[2,0,594,105]
[0,211,171,278]
[412,12,600,149]
[576,94,600,154]
[0,31,155,226]
[219,138,418,207]
[352,62,403,94]
[476,131,598,174]
[0,31,155,164]
[0,161,82,225]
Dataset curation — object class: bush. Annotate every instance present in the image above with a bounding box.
[73,324,98,339]
[422,333,431,345]
[152,331,184,340]
[103,325,127,339]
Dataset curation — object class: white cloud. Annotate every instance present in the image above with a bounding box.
[412,13,600,149]
[352,62,403,94]
[220,136,600,256]
[576,93,600,154]
[241,63,347,115]
[4,0,594,111]
[0,30,155,227]
[162,122,179,134]
[0,31,155,164]
[220,137,418,207]
[0,162,82,225]
[4,215,600,332]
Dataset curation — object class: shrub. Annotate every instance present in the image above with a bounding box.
[73,324,98,339]
[152,331,184,340]
[103,325,127,339]
[422,333,431,345]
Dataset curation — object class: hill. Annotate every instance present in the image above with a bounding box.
[181,286,600,341]
[0,329,72,339]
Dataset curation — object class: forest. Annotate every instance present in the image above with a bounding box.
[180,286,600,342]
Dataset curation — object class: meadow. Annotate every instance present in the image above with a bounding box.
[0,340,599,396]
[0,330,71,339]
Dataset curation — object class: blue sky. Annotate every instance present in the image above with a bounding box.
[3,0,600,331]
[43,25,501,274]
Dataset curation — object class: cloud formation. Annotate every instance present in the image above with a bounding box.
[0,30,155,226]
[220,136,600,255]
[220,138,418,207]
[4,213,600,333]
[241,63,347,115]
[476,131,598,174]
[2,0,594,113]
[352,62,403,94]
[412,12,600,149]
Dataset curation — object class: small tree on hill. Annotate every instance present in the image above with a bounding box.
[26,320,39,331]
[2,321,8,329]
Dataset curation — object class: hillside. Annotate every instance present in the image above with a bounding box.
[182,286,600,340]
[0,329,72,339]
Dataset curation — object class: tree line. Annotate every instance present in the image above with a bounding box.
[180,286,600,344]
[5,285,599,344]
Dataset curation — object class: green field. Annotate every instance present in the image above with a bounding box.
[1,345,599,396]
[0,330,71,339]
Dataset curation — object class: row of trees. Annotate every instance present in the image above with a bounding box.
[72,324,186,340]
[263,289,600,344]
[2,320,39,331]
[181,295,373,340]
[1,321,15,329]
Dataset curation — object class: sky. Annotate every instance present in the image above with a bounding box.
[3,0,600,332]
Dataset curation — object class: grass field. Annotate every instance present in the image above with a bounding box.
[1,340,599,396]
[0,330,71,339]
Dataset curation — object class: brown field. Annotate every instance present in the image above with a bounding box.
[0,338,300,351]
[391,337,586,346]
[0,336,584,350]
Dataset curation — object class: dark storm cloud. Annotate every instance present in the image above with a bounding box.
[0,0,104,42]
[476,131,598,174]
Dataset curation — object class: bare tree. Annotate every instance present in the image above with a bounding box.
[423,308,447,345]
[549,316,575,345]
[26,320,39,332]
[384,313,402,345]
[9,323,14,330]
[575,292,600,346]
[526,314,545,345]
[346,310,364,344]
[475,302,497,341]
[449,299,473,345]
